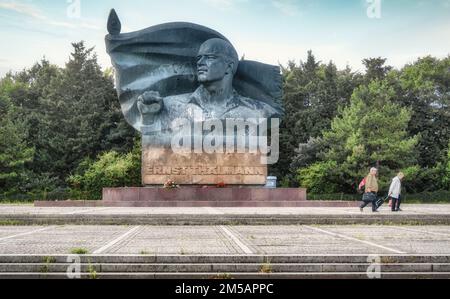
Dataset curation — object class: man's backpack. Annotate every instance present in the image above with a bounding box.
[358,177,366,193]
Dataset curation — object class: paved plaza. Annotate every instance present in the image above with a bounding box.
[1,203,450,215]
[0,204,448,255]
[0,224,449,255]
[0,204,449,278]
[0,204,449,226]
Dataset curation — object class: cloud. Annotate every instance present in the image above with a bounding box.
[0,66,12,78]
[201,0,248,10]
[0,0,44,19]
[202,0,234,8]
[271,0,302,16]
[0,0,101,30]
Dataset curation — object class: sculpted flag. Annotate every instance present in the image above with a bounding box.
[105,9,283,131]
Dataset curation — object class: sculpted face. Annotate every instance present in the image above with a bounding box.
[196,38,238,83]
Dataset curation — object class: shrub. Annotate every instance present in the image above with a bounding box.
[444,144,450,190]
[297,160,339,193]
[70,248,88,254]
[67,141,141,200]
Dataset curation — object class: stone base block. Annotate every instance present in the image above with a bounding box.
[142,146,268,185]
[102,187,306,205]
[33,187,363,208]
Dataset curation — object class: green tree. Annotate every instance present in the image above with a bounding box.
[34,42,135,182]
[362,57,392,83]
[8,60,61,186]
[272,51,362,185]
[395,56,450,168]
[445,143,450,190]
[0,91,34,193]
[299,80,418,193]
[0,43,136,193]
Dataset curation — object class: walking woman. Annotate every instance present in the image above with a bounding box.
[360,168,379,212]
[388,172,404,212]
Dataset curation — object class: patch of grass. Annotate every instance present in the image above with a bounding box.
[380,256,397,264]
[213,273,233,279]
[179,248,188,255]
[0,201,34,205]
[139,250,152,255]
[39,256,57,273]
[260,261,273,274]
[43,256,56,264]
[354,233,366,240]
[0,220,23,226]
[88,264,97,279]
[70,248,89,255]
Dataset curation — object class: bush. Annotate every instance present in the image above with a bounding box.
[401,191,450,203]
[0,189,70,202]
[67,142,141,200]
[297,160,339,193]
[402,164,446,193]
[444,144,450,190]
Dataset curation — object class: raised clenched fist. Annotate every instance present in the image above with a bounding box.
[137,91,164,115]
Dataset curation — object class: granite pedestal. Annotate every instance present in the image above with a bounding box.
[101,187,307,207]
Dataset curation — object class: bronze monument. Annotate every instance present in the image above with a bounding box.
[105,9,283,186]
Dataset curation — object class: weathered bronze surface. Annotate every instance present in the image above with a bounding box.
[105,9,283,185]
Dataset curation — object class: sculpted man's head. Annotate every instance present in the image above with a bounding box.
[196,38,239,85]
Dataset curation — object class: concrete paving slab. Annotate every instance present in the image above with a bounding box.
[109,226,242,255]
[320,225,450,254]
[0,227,47,239]
[0,225,448,255]
[1,204,449,226]
[1,204,450,215]
[231,226,394,254]
[0,226,130,254]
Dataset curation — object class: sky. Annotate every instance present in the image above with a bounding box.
[0,0,449,77]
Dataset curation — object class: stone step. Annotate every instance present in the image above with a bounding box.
[2,214,448,225]
[1,272,450,279]
[0,255,449,264]
[36,201,358,208]
[0,263,449,273]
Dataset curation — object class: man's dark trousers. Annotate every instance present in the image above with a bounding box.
[361,192,377,212]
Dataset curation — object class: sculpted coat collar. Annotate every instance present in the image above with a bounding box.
[187,85,242,117]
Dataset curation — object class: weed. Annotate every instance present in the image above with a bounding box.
[43,256,56,264]
[88,264,97,279]
[0,220,23,226]
[380,256,397,264]
[260,263,273,274]
[70,248,88,255]
[213,273,233,279]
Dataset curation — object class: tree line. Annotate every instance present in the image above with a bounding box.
[272,52,449,194]
[0,42,449,198]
